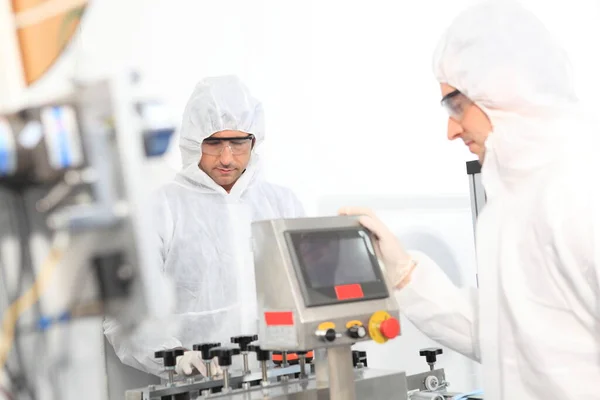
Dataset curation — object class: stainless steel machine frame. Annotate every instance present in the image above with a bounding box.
[251,216,401,400]
[125,214,485,399]
[125,363,448,400]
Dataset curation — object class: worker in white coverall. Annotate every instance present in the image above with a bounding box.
[341,1,599,399]
[104,75,305,378]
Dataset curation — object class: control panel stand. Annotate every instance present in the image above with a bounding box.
[327,345,356,400]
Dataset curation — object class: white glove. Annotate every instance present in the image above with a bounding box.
[338,207,417,289]
[175,351,223,377]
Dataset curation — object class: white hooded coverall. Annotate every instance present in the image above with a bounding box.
[104,76,305,377]
[397,2,599,399]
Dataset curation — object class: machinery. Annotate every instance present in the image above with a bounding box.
[0,75,175,326]
[125,216,475,400]
[0,74,177,399]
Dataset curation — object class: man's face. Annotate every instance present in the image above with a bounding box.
[440,83,492,163]
[198,130,255,192]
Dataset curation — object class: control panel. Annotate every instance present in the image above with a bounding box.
[252,216,401,351]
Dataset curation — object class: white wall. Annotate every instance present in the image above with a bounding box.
[112,0,600,212]
[108,0,599,394]
[2,0,599,396]
[76,0,599,394]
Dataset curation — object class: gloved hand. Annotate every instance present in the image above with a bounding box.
[175,351,222,377]
[338,207,417,289]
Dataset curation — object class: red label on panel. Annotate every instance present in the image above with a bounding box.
[264,311,294,326]
[334,284,364,300]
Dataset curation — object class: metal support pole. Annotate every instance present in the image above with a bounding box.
[242,352,250,374]
[327,346,356,400]
[299,354,308,380]
[261,360,269,386]
[314,348,329,388]
[204,360,212,379]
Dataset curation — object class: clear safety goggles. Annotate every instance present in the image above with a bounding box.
[441,90,473,121]
[201,134,255,156]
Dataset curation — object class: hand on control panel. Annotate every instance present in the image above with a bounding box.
[338,207,417,289]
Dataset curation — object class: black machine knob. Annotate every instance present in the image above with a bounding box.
[248,344,271,362]
[325,329,337,342]
[315,328,337,342]
[352,350,368,368]
[420,348,443,364]
[230,335,258,352]
[209,346,241,367]
[154,349,185,367]
[347,325,367,339]
[192,342,221,360]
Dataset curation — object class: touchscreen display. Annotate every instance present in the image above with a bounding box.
[290,229,378,289]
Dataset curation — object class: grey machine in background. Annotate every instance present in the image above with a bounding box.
[126,216,466,400]
[0,74,176,399]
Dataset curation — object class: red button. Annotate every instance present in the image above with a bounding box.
[379,318,400,339]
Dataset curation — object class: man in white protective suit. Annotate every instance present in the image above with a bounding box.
[104,75,305,378]
[340,1,599,399]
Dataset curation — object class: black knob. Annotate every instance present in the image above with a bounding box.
[324,329,336,342]
[419,348,443,364]
[192,342,221,360]
[154,349,185,367]
[352,350,368,367]
[209,346,241,367]
[347,325,367,339]
[248,344,271,362]
[231,335,258,352]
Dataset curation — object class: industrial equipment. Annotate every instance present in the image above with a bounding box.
[0,75,175,325]
[126,216,482,399]
[0,74,176,399]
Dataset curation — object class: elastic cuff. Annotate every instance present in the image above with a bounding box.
[392,258,419,289]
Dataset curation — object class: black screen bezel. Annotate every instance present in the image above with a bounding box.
[285,227,390,307]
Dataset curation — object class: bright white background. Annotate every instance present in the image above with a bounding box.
[79,0,600,393]
[2,0,599,397]
[74,0,600,212]
[6,0,600,210]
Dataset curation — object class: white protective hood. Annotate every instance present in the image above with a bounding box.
[176,75,266,196]
[432,0,590,197]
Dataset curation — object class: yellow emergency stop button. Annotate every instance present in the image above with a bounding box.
[368,311,400,344]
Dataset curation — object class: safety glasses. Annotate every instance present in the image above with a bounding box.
[201,134,255,156]
[441,90,473,121]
